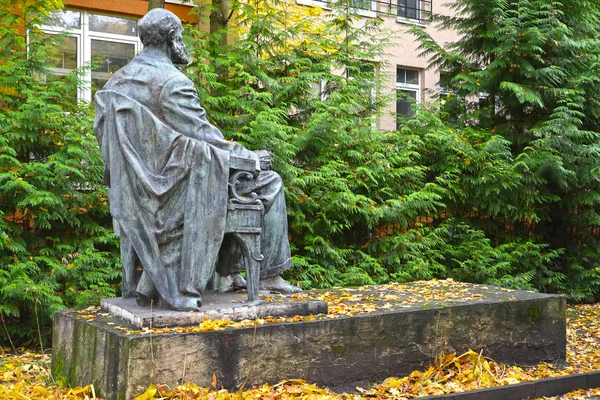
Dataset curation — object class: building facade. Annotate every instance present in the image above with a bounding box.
[44,0,459,129]
[42,0,196,102]
[375,0,460,130]
[294,0,459,130]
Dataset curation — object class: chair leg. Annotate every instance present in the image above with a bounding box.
[232,232,264,304]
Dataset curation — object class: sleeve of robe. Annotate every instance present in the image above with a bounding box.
[159,74,261,170]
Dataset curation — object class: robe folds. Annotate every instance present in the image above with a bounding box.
[95,90,230,310]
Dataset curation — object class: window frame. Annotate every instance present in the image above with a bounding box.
[294,0,432,23]
[350,0,377,17]
[165,0,196,5]
[39,9,142,102]
[296,0,333,9]
[296,0,376,17]
[397,0,419,21]
[396,0,431,24]
[346,62,378,128]
[396,67,421,124]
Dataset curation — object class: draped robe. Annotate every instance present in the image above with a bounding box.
[94,49,292,310]
[95,90,230,310]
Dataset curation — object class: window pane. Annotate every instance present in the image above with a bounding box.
[352,0,370,10]
[397,68,406,83]
[36,34,78,99]
[47,10,81,29]
[89,14,137,36]
[44,34,78,71]
[439,72,449,88]
[360,63,375,78]
[46,74,79,101]
[398,0,419,19]
[309,81,325,101]
[408,0,419,19]
[397,90,417,117]
[91,40,135,92]
[439,72,452,95]
[405,69,419,84]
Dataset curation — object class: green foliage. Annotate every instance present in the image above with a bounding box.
[184,0,567,294]
[5,0,600,349]
[185,0,600,300]
[185,0,404,287]
[0,0,119,346]
[409,0,600,301]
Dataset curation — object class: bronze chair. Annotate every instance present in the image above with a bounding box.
[225,156,265,304]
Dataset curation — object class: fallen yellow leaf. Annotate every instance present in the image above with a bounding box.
[133,384,157,400]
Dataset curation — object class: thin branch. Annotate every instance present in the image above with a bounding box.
[0,312,17,354]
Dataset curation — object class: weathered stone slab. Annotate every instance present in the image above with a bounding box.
[101,292,328,328]
[52,283,566,400]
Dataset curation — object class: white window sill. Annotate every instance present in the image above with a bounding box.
[296,0,332,9]
[396,17,426,27]
[165,0,195,6]
[352,8,377,18]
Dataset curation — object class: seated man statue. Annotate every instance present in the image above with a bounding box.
[94,8,300,312]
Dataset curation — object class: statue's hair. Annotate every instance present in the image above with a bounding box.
[138,9,182,47]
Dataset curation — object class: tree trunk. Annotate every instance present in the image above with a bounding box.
[210,0,230,85]
[210,0,230,37]
[148,0,165,10]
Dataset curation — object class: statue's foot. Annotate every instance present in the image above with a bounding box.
[136,291,201,311]
[168,298,202,312]
[259,275,302,293]
[134,291,152,307]
[216,273,247,292]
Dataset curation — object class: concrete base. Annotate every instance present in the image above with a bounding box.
[52,283,566,400]
[101,292,328,328]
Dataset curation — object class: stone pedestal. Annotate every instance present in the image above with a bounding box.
[100,292,327,328]
[52,284,566,400]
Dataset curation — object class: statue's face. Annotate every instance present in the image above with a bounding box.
[170,28,190,65]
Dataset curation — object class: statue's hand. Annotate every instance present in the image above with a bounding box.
[255,150,274,170]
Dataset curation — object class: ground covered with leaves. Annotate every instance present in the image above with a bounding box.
[85,280,525,335]
[2,281,600,399]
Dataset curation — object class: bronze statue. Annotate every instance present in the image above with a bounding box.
[94,8,299,312]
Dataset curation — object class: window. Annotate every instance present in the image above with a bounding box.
[346,63,378,126]
[350,0,376,16]
[358,63,377,114]
[40,10,142,102]
[296,0,374,16]
[396,67,420,123]
[438,72,452,96]
[295,0,431,21]
[397,0,431,23]
[309,81,327,102]
[351,0,371,11]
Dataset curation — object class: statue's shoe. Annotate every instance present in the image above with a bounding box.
[168,297,202,312]
[216,272,247,292]
[259,275,302,293]
[134,291,153,307]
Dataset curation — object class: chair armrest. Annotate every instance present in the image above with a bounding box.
[230,155,258,172]
[229,156,261,205]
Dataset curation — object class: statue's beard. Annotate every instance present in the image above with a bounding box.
[171,41,190,65]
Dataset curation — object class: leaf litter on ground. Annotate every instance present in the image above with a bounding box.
[1,280,600,399]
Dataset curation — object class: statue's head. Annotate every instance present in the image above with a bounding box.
[138,8,190,65]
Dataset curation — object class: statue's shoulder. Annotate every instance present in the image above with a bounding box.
[134,55,193,94]
[96,89,133,102]
[109,54,181,87]
[94,90,140,116]
[163,71,194,88]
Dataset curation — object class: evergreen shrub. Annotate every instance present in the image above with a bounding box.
[0,0,119,347]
